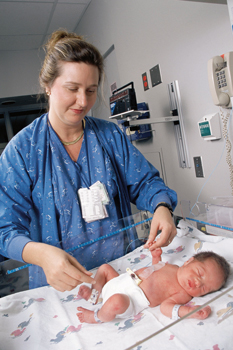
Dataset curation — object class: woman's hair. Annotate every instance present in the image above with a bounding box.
[39,29,104,93]
[193,251,231,288]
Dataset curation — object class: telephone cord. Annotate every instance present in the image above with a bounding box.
[220,107,233,195]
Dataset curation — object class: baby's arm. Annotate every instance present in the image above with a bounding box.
[160,296,211,320]
[151,247,163,265]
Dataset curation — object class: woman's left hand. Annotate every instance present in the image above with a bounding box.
[144,206,177,250]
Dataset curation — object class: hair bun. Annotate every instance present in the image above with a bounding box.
[45,28,83,53]
[39,28,104,92]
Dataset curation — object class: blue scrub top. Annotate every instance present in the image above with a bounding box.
[0,114,177,288]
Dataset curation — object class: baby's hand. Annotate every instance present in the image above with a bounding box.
[189,305,211,320]
[151,247,162,259]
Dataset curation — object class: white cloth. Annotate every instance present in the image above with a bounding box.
[1,219,233,350]
[101,272,150,318]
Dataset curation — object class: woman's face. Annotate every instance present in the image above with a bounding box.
[48,61,99,128]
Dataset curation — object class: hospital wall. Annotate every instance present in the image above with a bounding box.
[76,0,233,215]
[0,50,43,98]
[0,0,232,217]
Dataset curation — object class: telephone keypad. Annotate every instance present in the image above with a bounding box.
[216,70,227,89]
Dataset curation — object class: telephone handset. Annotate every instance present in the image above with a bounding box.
[208,52,233,108]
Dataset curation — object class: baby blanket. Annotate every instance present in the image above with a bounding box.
[0,220,233,350]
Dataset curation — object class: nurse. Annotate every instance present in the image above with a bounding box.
[0,29,177,292]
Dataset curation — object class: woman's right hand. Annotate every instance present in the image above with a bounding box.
[22,242,95,292]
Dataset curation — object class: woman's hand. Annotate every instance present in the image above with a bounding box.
[22,242,95,292]
[144,206,177,251]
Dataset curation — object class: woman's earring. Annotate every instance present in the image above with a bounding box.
[46,91,51,96]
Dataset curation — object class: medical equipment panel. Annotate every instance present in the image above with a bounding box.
[117,102,152,141]
[109,81,137,116]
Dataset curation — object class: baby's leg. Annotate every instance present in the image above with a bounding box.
[77,293,130,324]
[78,264,119,304]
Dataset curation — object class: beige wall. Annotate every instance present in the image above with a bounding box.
[76,0,233,216]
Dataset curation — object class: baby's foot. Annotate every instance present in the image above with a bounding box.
[78,285,92,301]
[78,285,99,304]
[77,307,97,324]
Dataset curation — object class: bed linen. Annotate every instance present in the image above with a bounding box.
[0,220,233,350]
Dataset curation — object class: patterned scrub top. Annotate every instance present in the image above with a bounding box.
[0,114,177,288]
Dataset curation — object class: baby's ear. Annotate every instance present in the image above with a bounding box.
[183,257,195,266]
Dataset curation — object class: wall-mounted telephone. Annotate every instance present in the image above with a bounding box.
[208,52,233,108]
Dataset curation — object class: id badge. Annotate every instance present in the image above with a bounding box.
[78,181,110,223]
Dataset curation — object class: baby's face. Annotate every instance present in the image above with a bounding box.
[177,257,224,297]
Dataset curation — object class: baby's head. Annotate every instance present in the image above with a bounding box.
[177,251,230,297]
[193,251,230,290]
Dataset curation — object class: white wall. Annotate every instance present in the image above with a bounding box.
[0,50,44,98]
[76,0,233,215]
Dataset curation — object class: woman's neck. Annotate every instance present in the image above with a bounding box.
[48,114,84,143]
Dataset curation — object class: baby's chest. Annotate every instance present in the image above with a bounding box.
[155,272,181,294]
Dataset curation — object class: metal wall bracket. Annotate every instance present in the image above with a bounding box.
[108,81,190,169]
[168,80,190,168]
[125,82,190,168]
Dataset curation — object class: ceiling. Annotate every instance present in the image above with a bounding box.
[0,0,92,52]
[0,0,227,53]
[182,0,226,3]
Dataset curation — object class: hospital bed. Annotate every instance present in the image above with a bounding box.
[0,209,233,350]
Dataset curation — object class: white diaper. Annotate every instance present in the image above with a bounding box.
[101,272,150,319]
